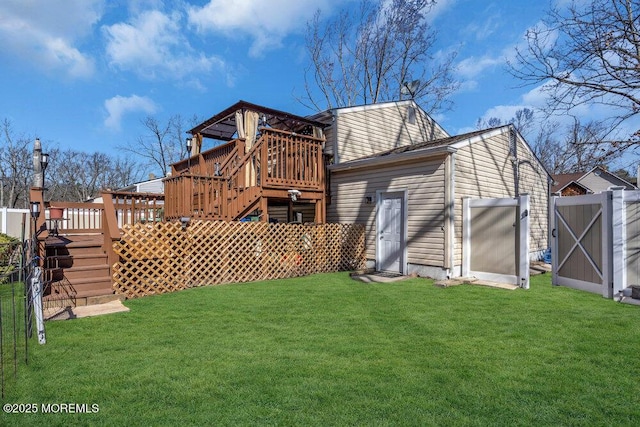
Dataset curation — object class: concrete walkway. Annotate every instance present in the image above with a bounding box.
[44,299,129,321]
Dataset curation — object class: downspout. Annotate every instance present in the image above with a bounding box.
[332,110,339,165]
[510,126,519,197]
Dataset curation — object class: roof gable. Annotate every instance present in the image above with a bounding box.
[309,99,450,138]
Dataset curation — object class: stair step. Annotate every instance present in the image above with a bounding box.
[45,253,108,269]
[62,264,110,281]
[68,276,112,289]
[44,291,121,309]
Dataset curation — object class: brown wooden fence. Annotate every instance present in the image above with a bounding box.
[112,221,366,298]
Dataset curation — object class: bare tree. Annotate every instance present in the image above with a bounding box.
[47,149,144,202]
[301,0,458,112]
[119,115,192,177]
[509,0,640,145]
[105,157,144,190]
[476,108,627,173]
[0,119,32,208]
[532,119,624,174]
[476,108,535,134]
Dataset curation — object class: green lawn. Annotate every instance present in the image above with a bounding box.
[2,272,640,426]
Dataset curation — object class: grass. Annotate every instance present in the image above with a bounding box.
[2,272,640,426]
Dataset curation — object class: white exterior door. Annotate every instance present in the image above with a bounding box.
[378,192,405,274]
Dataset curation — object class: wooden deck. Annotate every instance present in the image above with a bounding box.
[165,128,326,223]
[30,115,328,308]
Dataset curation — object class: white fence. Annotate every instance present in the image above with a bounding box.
[551,188,640,298]
[0,207,30,239]
[462,194,531,288]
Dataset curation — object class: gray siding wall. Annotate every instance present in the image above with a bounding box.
[327,156,447,268]
[138,179,164,193]
[453,130,549,266]
[334,103,449,164]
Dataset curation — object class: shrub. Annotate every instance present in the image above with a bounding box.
[0,233,20,284]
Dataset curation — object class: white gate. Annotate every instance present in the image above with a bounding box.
[550,188,640,298]
[551,192,612,297]
[462,194,530,288]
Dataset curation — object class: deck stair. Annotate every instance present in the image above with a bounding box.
[43,234,119,307]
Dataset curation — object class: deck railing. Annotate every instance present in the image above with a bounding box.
[29,189,165,269]
[262,128,324,190]
[172,140,236,176]
[165,128,325,221]
[164,175,227,221]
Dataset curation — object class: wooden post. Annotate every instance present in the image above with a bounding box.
[288,200,294,223]
[102,192,121,269]
[260,197,268,222]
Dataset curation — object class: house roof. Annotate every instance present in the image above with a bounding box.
[330,125,553,181]
[361,127,493,159]
[551,166,637,193]
[329,126,510,171]
[189,100,327,141]
[550,172,585,193]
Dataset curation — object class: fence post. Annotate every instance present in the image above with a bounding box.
[30,267,46,344]
[550,195,558,286]
[518,194,530,289]
[1,206,6,234]
[610,187,625,296]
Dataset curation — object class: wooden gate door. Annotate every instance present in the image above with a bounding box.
[551,193,612,298]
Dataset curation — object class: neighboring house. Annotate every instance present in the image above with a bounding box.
[318,102,550,280]
[117,175,165,194]
[551,166,637,196]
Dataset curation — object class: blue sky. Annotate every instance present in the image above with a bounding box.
[1,0,636,173]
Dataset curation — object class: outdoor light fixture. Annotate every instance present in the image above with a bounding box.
[288,189,301,202]
[41,152,49,172]
[186,137,193,154]
[30,201,41,219]
[180,216,191,230]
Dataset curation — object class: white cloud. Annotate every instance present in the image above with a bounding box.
[456,55,502,80]
[104,95,157,131]
[187,0,337,57]
[0,0,102,77]
[103,9,225,79]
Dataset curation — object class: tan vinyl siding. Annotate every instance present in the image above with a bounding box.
[328,156,447,267]
[453,130,549,265]
[322,124,335,157]
[517,136,550,255]
[335,103,448,164]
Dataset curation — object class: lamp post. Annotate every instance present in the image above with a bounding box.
[40,152,49,190]
[186,137,193,171]
[30,200,41,254]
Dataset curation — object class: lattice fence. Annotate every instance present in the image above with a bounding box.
[112,221,366,298]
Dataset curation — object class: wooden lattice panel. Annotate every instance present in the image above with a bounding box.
[112,221,365,298]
